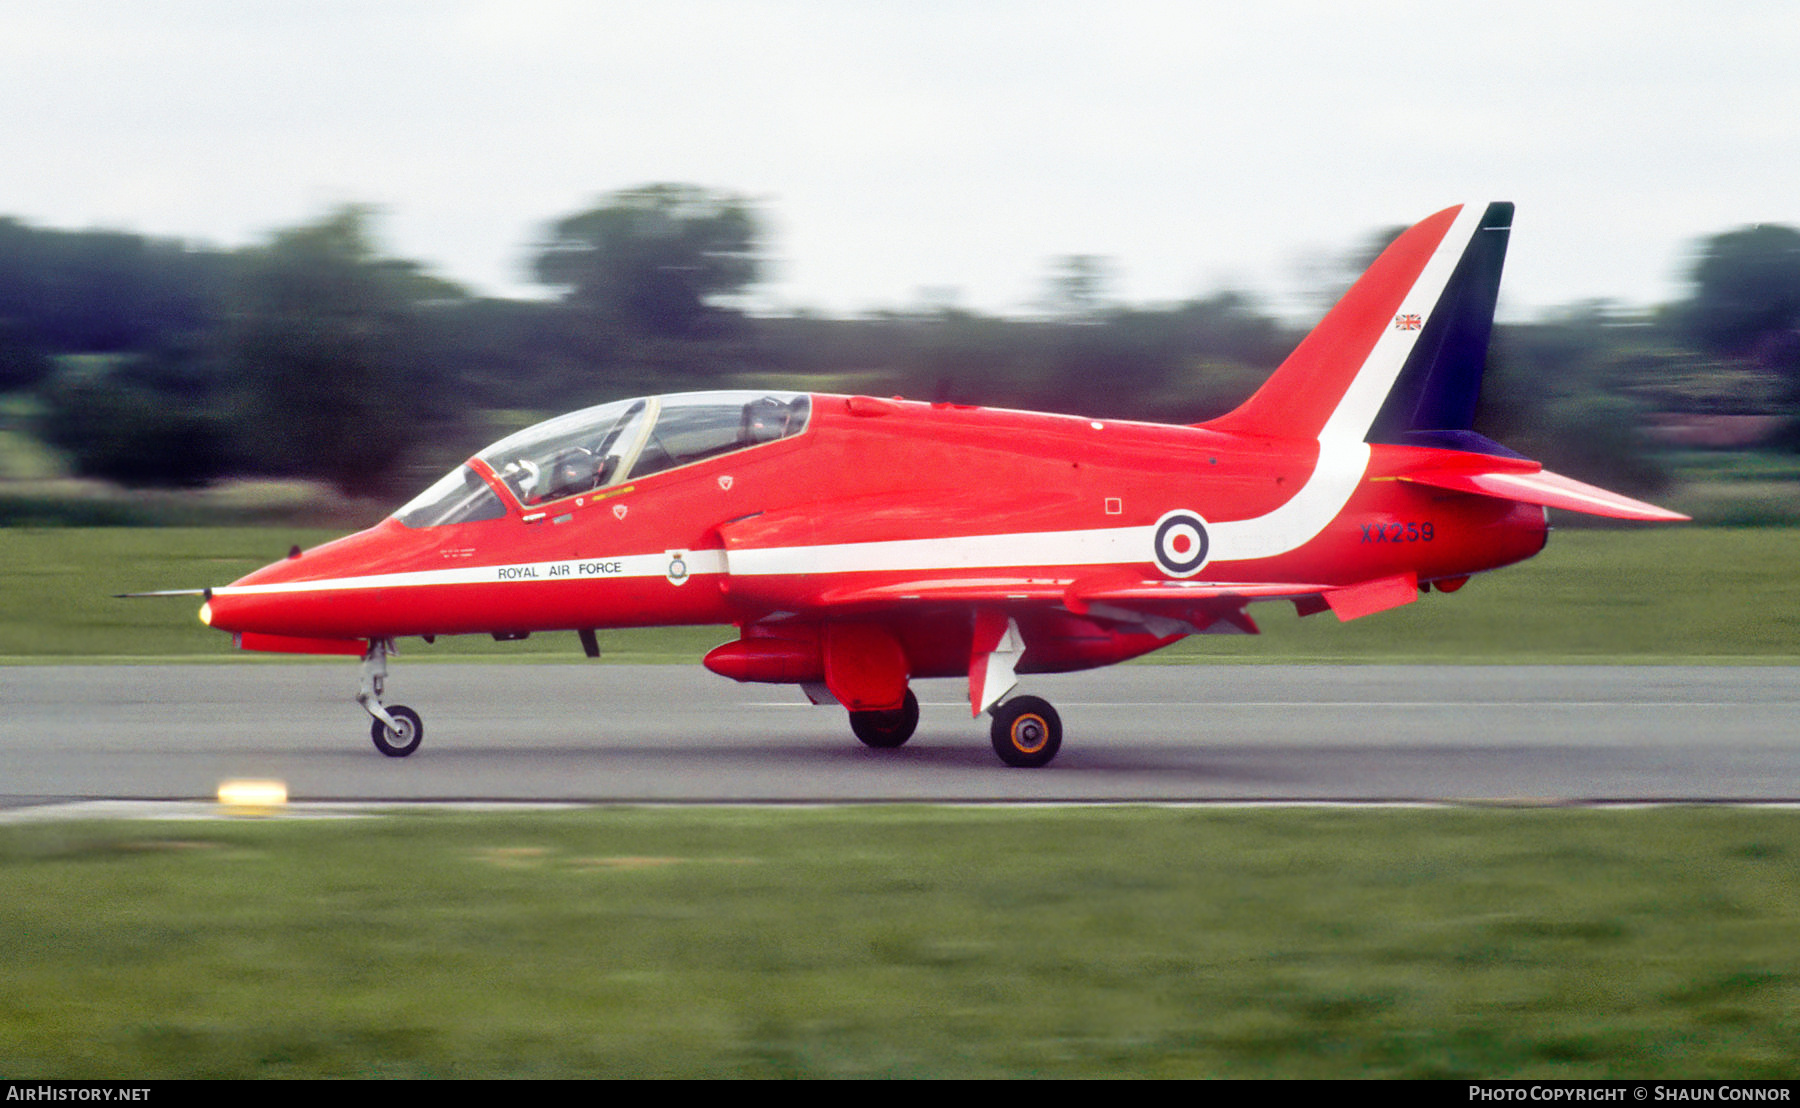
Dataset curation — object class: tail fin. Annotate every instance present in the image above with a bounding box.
[1207,202,1513,446]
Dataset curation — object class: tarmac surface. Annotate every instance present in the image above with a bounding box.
[3,663,1797,807]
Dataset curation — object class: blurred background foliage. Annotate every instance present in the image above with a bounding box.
[0,186,1796,519]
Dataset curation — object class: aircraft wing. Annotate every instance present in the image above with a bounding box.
[814,573,1324,610]
[797,571,1344,638]
[813,576,1074,607]
[788,568,1413,717]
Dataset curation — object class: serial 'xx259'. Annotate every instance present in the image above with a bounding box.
[171,203,1686,767]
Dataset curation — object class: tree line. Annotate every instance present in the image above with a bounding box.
[2,184,1797,500]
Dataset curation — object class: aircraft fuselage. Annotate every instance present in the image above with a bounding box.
[204,392,1546,659]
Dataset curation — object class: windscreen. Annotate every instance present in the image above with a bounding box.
[393,465,507,528]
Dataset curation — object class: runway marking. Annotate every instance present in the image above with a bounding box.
[745,700,1766,710]
[10,798,1800,824]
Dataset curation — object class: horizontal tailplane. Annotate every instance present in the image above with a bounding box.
[1386,447,1688,522]
[1401,466,1688,522]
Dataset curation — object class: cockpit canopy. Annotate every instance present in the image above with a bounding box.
[394,391,811,528]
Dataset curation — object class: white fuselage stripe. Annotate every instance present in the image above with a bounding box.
[213,551,726,597]
[219,215,1486,599]
[217,441,1375,597]
[734,212,1485,577]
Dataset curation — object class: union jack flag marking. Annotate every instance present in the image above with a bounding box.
[1395,313,1422,331]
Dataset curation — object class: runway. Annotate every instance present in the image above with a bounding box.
[3,663,1797,806]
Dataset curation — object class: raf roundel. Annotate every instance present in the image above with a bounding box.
[1151,510,1211,578]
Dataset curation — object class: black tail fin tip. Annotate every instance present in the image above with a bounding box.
[1368,201,1513,446]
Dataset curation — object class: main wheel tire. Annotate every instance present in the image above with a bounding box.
[371,704,424,757]
[849,689,920,749]
[990,696,1061,768]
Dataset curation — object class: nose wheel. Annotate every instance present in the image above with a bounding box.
[358,639,424,757]
[370,705,424,757]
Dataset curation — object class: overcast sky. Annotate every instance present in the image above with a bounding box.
[2,0,1795,320]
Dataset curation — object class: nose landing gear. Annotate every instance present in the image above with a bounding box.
[358,639,424,757]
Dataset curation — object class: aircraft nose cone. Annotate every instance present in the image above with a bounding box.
[202,527,383,638]
[199,578,283,634]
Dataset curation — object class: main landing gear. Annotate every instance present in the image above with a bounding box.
[988,695,1061,768]
[359,639,423,757]
[842,688,1065,767]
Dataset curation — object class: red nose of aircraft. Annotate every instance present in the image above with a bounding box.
[200,520,440,649]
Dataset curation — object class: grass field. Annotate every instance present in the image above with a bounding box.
[3,805,1799,1079]
[4,525,1796,1078]
[1,524,1795,662]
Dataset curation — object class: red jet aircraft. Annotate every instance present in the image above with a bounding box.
[179,202,1685,766]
